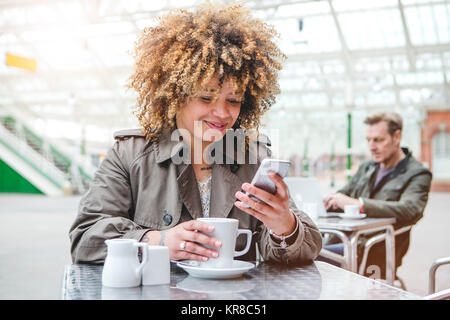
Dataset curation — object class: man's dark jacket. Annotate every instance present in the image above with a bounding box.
[337,147,432,277]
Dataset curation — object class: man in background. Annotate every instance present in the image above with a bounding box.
[323,111,432,280]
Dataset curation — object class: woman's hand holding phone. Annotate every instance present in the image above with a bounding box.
[234,171,297,237]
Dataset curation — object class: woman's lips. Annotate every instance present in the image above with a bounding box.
[204,120,227,130]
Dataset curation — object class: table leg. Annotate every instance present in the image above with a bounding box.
[350,231,361,273]
[342,236,352,271]
[320,229,352,271]
[385,225,395,285]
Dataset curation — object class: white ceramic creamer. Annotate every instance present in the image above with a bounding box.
[102,239,148,288]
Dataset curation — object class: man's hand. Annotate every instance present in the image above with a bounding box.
[324,193,360,211]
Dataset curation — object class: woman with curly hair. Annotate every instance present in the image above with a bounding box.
[69,2,322,265]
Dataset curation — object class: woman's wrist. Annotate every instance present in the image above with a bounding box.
[140,230,162,245]
[270,210,298,238]
[269,212,299,249]
[270,209,297,237]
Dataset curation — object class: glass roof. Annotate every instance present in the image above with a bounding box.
[1,0,449,158]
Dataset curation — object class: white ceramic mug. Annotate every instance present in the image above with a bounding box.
[102,239,148,288]
[197,218,252,268]
[142,245,170,286]
[344,204,361,216]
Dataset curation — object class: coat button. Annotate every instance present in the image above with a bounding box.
[163,213,173,226]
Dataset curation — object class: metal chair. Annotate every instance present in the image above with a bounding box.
[358,225,412,289]
[428,257,450,297]
[360,256,450,299]
[319,229,352,270]
[319,225,409,287]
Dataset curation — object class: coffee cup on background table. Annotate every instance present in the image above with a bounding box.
[344,204,361,217]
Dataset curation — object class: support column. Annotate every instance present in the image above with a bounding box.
[346,112,352,181]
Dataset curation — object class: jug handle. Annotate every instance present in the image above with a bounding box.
[134,242,148,276]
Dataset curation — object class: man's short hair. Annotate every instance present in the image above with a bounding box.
[364,111,403,136]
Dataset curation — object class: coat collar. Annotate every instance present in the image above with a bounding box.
[155,128,267,220]
[367,147,411,174]
[367,147,412,195]
[154,129,187,164]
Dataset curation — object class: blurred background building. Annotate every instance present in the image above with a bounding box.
[1,0,449,195]
[0,0,449,300]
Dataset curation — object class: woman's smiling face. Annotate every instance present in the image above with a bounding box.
[176,77,243,146]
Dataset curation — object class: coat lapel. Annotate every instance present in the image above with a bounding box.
[158,128,244,220]
[177,163,203,220]
[210,164,243,218]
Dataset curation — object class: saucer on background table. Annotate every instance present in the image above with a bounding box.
[176,260,255,279]
[340,213,367,220]
[319,212,343,218]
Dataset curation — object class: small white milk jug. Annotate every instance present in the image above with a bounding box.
[102,239,148,288]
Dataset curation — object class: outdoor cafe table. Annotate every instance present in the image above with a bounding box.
[315,216,396,284]
[62,260,420,300]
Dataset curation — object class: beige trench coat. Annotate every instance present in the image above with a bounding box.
[69,129,322,265]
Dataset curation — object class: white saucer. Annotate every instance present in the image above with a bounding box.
[176,276,255,294]
[341,213,367,219]
[319,212,342,218]
[176,260,255,279]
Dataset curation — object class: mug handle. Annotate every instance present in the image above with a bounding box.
[234,229,252,258]
[134,242,148,276]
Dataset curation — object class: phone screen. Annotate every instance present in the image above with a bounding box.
[242,159,290,207]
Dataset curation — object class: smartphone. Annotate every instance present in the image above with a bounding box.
[242,158,291,208]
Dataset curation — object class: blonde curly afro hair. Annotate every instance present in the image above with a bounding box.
[128,2,286,143]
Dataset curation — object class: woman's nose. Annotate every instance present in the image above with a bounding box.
[212,99,231,118]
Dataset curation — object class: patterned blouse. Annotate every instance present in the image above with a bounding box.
[197,175,212,217]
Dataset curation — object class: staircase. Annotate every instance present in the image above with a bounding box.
[0,114,95,195]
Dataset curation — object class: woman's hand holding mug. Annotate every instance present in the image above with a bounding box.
[142,220,222,262]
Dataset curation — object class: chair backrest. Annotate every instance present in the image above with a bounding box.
[428,256,450,294]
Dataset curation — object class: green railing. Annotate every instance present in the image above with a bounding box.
[0,132,64,190]
[0,115,93,193]
[1,116,74,174]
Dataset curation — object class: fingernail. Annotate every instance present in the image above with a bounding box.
[242,183,250,191]
[215,240,222,247]
[208,225,214,231]
[202,257,208,261]
[212,252,218,258]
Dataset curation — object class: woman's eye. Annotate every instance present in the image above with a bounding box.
[200,97,212,102]
[228,100,241,105]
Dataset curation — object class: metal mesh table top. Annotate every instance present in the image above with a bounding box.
[62,261,420,300]
[316,217,396,232]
